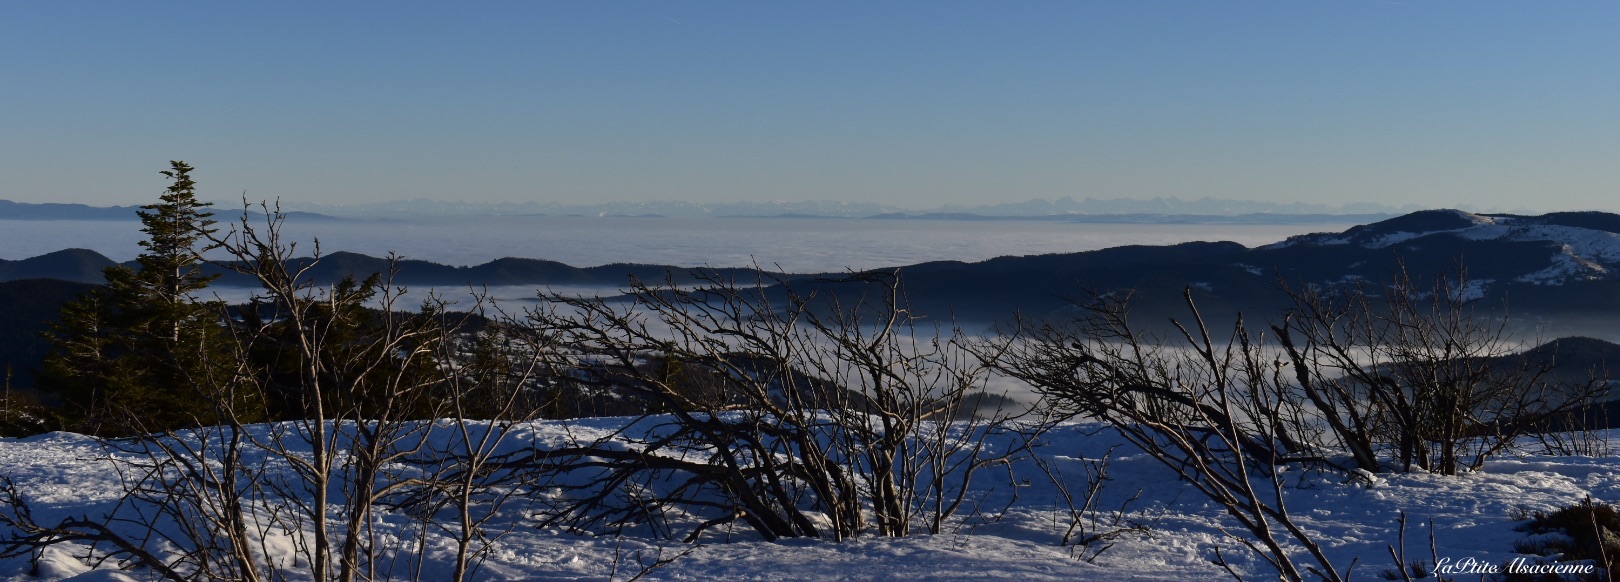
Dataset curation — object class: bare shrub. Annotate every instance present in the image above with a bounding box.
[1,202,545,581]
[1277,268,1610,474]
[994,289,1346,581]
[513,270,1049,541]
[394,311,558,581]
[993,265,1608,579]
[1029,440,1156,563]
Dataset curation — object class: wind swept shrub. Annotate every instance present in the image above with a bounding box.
[992,265,1610,580]
[994,289,1346,582]
[1276,268,1609,475]
[513,270,1050,541]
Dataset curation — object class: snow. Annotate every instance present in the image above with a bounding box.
[1517,248,1607,285]
[1464,225,1620,263]
[1267,212,1620,286]
[2,420,1617,581]
[1286,210,1498,249]
[1380,221,1620,280]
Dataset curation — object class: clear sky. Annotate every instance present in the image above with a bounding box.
[2,1,1616,211]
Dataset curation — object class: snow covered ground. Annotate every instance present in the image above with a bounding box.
[2,419,1615,581]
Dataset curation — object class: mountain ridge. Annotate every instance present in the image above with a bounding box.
[8,209,1620,334]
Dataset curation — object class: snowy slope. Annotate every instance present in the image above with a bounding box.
[1261,209,1620,288]
[2,420,1617,581]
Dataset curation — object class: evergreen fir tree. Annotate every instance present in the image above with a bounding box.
[124,160,220,343]
[42,161,261,435]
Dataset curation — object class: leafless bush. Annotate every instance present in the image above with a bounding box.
[0,475,188,580]
[1381,511,1448,582]
[994,289,1347,581]
[1030,441,1156,563]
[0,202,550,581]
[513,270,1050,541]
[1535,405,1612,458]
[994,265,1607,579]
[209,203,458,581]
[1277,268,1610,474]
[392,313,555,581]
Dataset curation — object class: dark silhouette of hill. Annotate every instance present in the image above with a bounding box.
[0,279,98,388]
[766,209,1620,329]
[204,252,805,288]
[0,200,140,220]
[1495,336,1620,431]
[0,249,117,283]
[0,249,811,288]
[1519,211,1620,234]
[10,209,1620,335]
[1506,336,1620,384]
[8,208,1620,404]
[865,212,1394,225]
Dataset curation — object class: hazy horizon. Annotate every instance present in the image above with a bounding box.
[4,192,1441,218]
[0,215,1353,273]
[2,3,1615,213]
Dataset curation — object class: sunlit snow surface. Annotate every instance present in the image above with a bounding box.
[3,420,1616,581]
[0,217,1350,273]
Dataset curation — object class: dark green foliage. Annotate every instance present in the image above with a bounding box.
[38,162,263,436]
[428,321,554,423]
[243,274,446,421]
[128,161,220,320]
[38,286,140,433]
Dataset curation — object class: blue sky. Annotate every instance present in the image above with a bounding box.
[2,2,1616,211]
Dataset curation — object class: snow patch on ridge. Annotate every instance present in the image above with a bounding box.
[1263,209,1496,250]
[1359,210,1498,248]
[1517,246,1610,285]
[1270,211,1620,285]
[1467,225,1620,284]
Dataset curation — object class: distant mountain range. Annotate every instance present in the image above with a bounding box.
[7,209,1620,335]
[0,200,341,222]
[9,209,1620,389]
[0,197,1433,220]
[0,249,806,290]
[804,209,1620,328]
[864,212,1395,225]
[272,195,1428,219]
[0,200,144,220]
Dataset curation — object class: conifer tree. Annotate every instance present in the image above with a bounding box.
[42,161,260,435]
[123,160,220,343]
